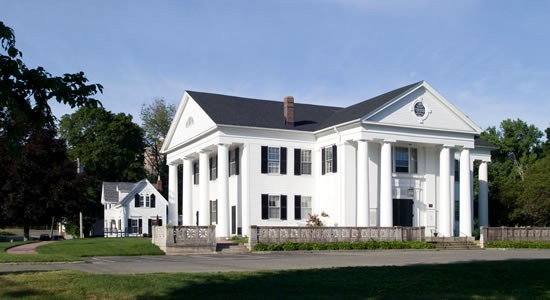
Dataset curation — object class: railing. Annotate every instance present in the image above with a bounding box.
[481,226,550,245]
[249,226,425,248]
[152,225,217,254]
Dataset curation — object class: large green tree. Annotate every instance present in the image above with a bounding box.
[140,98,176,196]
[0,21,102,153]
[0,126,89,240]
[481,119,544,225]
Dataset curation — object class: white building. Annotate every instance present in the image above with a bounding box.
[102,179,168,237]
[161,81,493,239]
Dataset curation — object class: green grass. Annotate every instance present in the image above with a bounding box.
[486,241,550,249]
[0,238,164,263]
[0,260,548,299]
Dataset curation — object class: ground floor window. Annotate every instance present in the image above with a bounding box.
[129,218,142,234]
[261,194,287,220]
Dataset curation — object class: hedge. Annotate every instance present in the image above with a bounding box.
[485,241,550,249]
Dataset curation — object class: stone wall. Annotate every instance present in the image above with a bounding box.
[481,226,550,245]
[152,225,216,254]
[249,226,425,248]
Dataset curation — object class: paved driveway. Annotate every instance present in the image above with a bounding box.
[1,249,549,274]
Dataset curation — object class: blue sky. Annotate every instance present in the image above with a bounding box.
[2,0,549,133]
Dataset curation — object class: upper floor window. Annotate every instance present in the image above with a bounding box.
[261,146,287,174]
[322,145,337,175]
[210,156,218,181]
[394,146,417,174]
[229,148,240,176]
[134,193,156,208]
[294,149,312,175]
[193,162,199,184]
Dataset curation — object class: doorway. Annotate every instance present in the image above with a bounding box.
[393,199,413,227]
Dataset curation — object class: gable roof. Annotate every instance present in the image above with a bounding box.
[186,81,423,132]
[187,91,341,132]
[102,182,138,203]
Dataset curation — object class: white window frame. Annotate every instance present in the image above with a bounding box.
[301,196,312,220]
[393,146,418,174]
[301,150,312,175]
[268,195,280,219]
[324,146,333,173]
[267,147,280,174]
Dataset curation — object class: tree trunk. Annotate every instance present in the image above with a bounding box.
[23,223,30,241]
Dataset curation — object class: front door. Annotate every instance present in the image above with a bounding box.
[393,199,413,227]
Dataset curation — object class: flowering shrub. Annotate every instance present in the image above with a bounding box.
[306,212,329,227]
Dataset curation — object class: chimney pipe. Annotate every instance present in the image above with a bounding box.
[284,96,294,126]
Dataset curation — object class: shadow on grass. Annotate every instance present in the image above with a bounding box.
[137,259,550,299]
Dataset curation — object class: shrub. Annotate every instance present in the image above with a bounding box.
[486,241,550,249]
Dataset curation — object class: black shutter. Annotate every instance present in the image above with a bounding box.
[128,219,131,233]
[261,194,268,220]
[294,148,301,175]
[280,147,287,174]
[235,147,240,175]
[332,145,338,173]
[294,195,301,220]
[281,195,287,220]
[151,194,156,208]
[261,146,268,174]
[138,219,143,234]
[321,148,326,175]
[135,194,139,207]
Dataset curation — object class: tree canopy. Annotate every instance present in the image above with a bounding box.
[59,106,145,184]
[0,21,102,153]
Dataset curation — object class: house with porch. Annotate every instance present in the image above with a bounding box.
[102,179,168,237]
[161,81,493,239]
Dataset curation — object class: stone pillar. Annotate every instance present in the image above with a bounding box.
[478,161,489,227]
[182,158,193,225]
[357,140,369,226]
[439,147,452,237]
[380,142,393,227]
[168,163,178,225]
[199,150,210,226]
[459,149,472,237]
[217,143,230,239]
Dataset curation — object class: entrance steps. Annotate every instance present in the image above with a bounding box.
[426,237,481,250]
[216,240,250,253]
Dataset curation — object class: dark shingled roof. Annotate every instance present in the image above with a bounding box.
[475,136,498,149]
[103,182,137,203]
[187,81,422,132]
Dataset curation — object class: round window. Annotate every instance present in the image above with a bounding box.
[414,102,425,117]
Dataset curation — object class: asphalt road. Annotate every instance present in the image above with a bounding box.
[1,249,549,274]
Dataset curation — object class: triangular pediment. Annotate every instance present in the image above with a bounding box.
[161,92,216,153]
[365,82,482,134]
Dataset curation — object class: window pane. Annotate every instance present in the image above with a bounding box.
[325,147,333,173]
[301,196,312,220]
[268,195,280,219]
[410,148,418,174]
[267,147,280,174]
[395,147,409,173]
[301,150,312,175]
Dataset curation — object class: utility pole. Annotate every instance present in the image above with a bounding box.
[77,158,84,239]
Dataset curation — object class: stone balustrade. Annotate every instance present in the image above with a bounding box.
[249,226,425,248]
[152,225,216,254]
[481,226,550,244]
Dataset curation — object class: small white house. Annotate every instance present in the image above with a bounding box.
[161,81,493,239]
[102,179,168,237]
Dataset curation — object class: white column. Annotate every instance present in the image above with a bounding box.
[439,147,452,237]
[168,163,178,225]
[478,161,489,227]
[199,150,210,226]
[380,142,393,227]
[459,149,472,236]
[241,144,250,237]
[182,158,193,225]
[217,144,230,239]
[357,140,369,227]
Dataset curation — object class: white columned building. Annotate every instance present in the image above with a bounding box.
[161,81,494,238]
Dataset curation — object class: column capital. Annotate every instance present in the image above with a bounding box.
[168,159,183,166]
[199,149,211,154]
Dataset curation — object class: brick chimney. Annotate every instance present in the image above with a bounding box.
[284,96,294,126]
[156,175,163,192]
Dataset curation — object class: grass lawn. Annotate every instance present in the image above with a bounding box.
[0,238,164,263]
[0,260,548,299]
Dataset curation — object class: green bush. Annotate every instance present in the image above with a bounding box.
[486,241,550,249]
[252,241,436,251]
[0,231,15,236]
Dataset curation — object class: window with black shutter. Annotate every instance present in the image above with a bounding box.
[134,194,140,207]
[261,194,268,220]
[294,195,301,220]
[281,195,287,220]
[332,144,337,172]
[150,194,156,208]
[321,148,326,175]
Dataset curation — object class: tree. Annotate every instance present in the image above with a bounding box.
[59,106,145,186]
[0,21,102,154]
[481,119,544,225]
[517,156,550,226]
[140,98,176,196]
[0,126,89,240]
